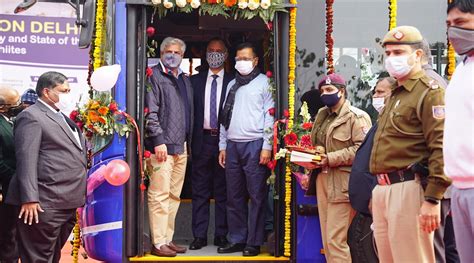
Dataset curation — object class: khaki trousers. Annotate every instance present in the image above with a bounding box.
[372,180,435,263]
[147,148,187,245]
[316,172,354,263]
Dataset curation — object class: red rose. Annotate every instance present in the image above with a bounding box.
[267,160,276,171]
[284,132,298,146]
[300,134,312,148]
[266,21,273,31]
[283,109,289,118]
[109,102,118,112]
[144,107,149,114]
[302,122,313,130]
[75,121,84,130]
[86,131,93,138]
[268,107,275,116]
[146,67,153,78]
[69,110,78,120]
[144,150,152,159]
[266,71,273,78]
[146,27,155,38]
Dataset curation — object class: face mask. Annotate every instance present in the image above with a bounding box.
[162,53,182,69]
[207,51,226,69]
[235,60,254,75]
[448,27,474,55]
[385,53,416,79]
[320,91,342,107]
[372,97,385,113]
[54,92,76,112]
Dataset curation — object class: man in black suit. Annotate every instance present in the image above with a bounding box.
[189,38,233,250]
[6,72,87,263]
[0,87,22,263]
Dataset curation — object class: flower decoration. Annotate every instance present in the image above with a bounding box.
[163,0,174,8]
[190,0,201,8]
[176,0,186,7]
[146,26,155,37]
[388,0,397,30]
[248,0,260,10]
[325,0,334,74]
[261,0,271,9]
[238,0,248,9]
[70,93,134,140]
[446,0,455,80]
[224,0,237,6]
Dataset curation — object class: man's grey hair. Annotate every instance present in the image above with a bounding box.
[420,38,433,65]
[160,37,186,54]
[376,76,397,86]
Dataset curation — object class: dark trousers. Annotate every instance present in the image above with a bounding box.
[17,208,76,263]
[0,201,18,263]
[434,199,460,263]
[191,133,228,239]
[226,139,269,246]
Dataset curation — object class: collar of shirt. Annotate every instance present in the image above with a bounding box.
[38,98,60,113]
[207,68,224,79]
[0,114,12,124]
[159,60,183,78]
[397,70,425,92]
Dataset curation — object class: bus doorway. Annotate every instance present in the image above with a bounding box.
[122,4,292,262]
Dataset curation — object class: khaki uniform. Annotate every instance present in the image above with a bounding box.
[370,69,452,262]
[311,100,371,262]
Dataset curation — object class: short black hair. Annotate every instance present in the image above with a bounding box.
[207,37,227,52]
[448,0,474,14]
[36,71,68,97]
[236,42,258,58]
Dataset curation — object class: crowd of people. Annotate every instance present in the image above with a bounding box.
[0,0,472,262]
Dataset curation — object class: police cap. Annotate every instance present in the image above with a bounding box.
[382,26,423,46]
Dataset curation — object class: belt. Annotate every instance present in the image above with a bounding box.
[203,129,219,136]
[376,169,417,186]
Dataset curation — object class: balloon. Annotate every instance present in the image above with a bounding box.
[90,64,121,92]
[104,160,130,186]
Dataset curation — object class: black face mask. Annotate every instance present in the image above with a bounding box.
[6,105,24,117]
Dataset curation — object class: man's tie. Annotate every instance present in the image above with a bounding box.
[210,74,218,129]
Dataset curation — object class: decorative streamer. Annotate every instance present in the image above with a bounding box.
[325,0,334,74]
[284,0,297,257]
[388,0,397,30]
[446,0,455,80]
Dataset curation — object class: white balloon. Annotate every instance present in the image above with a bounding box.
[90,64,121,92]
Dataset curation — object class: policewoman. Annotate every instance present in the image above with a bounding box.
[307,74,371,262]
[369,26,452,262]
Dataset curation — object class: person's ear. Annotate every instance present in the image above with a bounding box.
[253,57,259,67]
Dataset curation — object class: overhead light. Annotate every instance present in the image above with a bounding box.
[14,0,38,13]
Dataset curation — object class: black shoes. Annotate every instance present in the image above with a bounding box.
[213,235,228,247]
[189,238,207,250]
[243,245,260,256]
[217,243,246,253]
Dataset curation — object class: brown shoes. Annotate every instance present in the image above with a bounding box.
[168,241,187,253]
[151,244,177,257]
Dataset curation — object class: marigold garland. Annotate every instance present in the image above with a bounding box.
[93,0,106,71]
[284,0,297,257]
[72,210,81,262]
[388,0,397,30]
[446,0,455,80]
[325,0,334,74]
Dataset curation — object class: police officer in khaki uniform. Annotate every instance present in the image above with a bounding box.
[370,26,452,262]
[304,74,371,262]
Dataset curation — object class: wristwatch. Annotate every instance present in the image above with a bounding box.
[425,197,440,205]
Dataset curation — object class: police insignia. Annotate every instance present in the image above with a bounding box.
[393,31,404,40]
[325,78,331,85]
[432,106,445,119]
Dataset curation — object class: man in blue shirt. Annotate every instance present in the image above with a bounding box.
[217,42,274,257]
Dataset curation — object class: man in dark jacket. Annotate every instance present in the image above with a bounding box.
[145,37,193,257]
[189,38,233,250]
[0,87,21,263]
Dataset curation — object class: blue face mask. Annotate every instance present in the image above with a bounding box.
[321,91,341,107]
[162,53,182,69]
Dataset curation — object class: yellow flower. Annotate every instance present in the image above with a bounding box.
[90,101,100,110]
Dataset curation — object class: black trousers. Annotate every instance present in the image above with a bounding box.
[0,202,19,263]
[191,133,228,239]
[16,208,76,263]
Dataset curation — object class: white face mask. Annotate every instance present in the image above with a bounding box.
[235,60,254,75]
[372,97,385,113]
[54,92,76,112]
[384,53,416,79]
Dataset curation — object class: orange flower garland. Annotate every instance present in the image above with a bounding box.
[388,0,397,30]
[325,0,334,74]
[447,0,455,80]
[284,0,297,257]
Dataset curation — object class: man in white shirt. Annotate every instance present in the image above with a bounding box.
[444,1,474,262]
